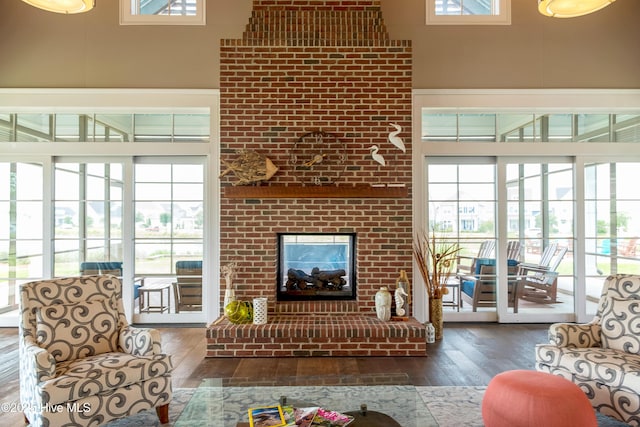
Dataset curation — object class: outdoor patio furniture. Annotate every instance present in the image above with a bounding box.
[460,258,521,312]
[456,240,495,277]
[518,245,568,303]
[173,260,203,313]
[79,261,123,276]
[506,240,522,262]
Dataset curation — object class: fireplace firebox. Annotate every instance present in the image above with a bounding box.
[277,233,356,301]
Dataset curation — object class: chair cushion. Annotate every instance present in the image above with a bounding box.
[39,352,173,405]
[35,297,119,363]
[473,258,519,275]
[79,261,123,274]
[461,258,520,297]
[536,344,640,391]
[176,260,202,270]
[601,297,640,354]
[474,258,496,274]
[461,279,476,298]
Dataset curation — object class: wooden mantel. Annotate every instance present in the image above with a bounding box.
[223,184,408,199]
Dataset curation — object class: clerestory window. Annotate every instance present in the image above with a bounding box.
[120,0,206,26]
[427,0,511,25]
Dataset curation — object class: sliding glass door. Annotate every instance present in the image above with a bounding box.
[506,161,575,316]
[133,159,204,322]
[425,157,577,322]
[53,161,124,276]
[427,159,498,317]
[0,162,44,314]
[585,162,640,317]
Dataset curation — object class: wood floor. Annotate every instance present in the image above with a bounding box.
[0,323,549,425]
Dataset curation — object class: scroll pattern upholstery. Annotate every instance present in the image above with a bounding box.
[19,275,173,427]
[35,297,120,363]
[536,274,640,425]
[600,297,640,354]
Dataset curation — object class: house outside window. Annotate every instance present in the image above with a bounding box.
[426,0,511,25]
[120,0,206,26]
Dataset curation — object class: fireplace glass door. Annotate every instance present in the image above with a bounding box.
[277,233,356,301]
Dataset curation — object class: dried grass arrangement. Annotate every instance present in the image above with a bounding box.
[413,229,461,300]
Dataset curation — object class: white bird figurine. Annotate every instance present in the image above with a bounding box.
[388,123,406,153]
[369,145,386,167]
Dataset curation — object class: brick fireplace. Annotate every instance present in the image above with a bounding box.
[207,0,425,357]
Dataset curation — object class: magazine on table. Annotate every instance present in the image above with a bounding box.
[311,407,355,427]
[282,406,319,427]
[248,405,286,427]
[278,405,354,427]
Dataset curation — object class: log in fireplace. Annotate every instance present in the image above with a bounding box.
[277,233,356,301]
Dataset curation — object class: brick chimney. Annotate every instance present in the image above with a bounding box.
[219,0,413,316]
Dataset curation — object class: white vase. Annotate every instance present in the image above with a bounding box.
[253,297,268,325]
[375,286,392,321]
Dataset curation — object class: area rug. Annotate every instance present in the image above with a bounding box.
[103,386,628,427]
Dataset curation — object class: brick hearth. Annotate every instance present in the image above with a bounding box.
[211,0,417,357]
[207,315,426,357]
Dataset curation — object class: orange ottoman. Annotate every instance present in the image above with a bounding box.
[482,370,597,427]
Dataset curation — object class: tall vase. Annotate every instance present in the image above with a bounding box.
[429,297,444,340]
[375,286,392,321]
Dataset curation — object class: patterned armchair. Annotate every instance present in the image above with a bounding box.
[536,274,640,425]
[19,275,173,426]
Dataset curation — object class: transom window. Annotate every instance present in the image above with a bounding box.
[426,0,511,25]
[422,112,640,143]
[0,112,210,143]
[120,0,206,26]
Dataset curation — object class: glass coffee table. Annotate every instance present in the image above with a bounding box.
[175,374,437,426]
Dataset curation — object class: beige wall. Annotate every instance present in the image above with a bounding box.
[1,0,638,89]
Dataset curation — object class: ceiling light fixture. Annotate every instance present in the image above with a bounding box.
[538,0,616,18]
[21,0,95,14]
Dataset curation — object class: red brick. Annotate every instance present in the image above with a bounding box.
[217,1,415,358]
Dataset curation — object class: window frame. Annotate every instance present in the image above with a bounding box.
[119,0,206,26]
[0,88,220,326]
[413,89,640,325]
[426,0,511,26]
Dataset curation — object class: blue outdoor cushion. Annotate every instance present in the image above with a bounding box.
[461,278,476,298]
[80,261,123,273]
[176,260,202,270]
[461,258,519,297]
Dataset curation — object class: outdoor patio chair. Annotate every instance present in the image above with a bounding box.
[506,240,522,262]
[456,240,496,277]
[173,260,203,313]
[79,261,123,276]
[518,244,568,303]
[460,259,521,312]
